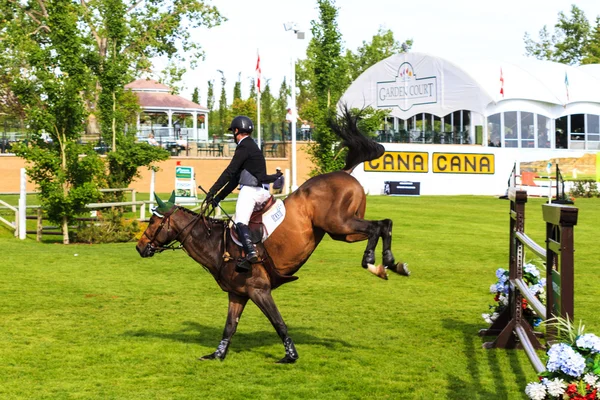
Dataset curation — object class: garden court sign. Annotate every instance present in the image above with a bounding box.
[377,62,437,111]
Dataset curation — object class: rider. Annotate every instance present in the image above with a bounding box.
[204,115,283,266]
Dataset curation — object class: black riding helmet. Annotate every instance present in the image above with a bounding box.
[228,115,254,134]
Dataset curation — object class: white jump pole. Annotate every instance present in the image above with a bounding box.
[149,169,155,209]
[18,168,26,240]
[284,168,291,195]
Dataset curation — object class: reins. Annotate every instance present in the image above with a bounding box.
[144,206,205,252]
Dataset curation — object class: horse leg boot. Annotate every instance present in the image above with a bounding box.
[248,287,299,364]
[200,293,248,361]
[236,223,259,265]
[379,219,410,276]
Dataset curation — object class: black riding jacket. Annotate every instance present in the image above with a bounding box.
[210,136,280,200]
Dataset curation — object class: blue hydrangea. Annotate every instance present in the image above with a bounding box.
[576,333,600,353]
[524,263,541,278]
[546,343,586,377]
[496,268,507,280]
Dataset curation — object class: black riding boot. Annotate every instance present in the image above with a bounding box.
[236,223,259,264]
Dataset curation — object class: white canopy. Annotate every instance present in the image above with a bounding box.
[339,52,600,119]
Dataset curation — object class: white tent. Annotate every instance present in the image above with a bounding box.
[339,52,600,149]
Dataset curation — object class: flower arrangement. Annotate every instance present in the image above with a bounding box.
[525,319,600,400]
[482,263,546,328]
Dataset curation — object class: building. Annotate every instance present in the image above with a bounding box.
[126,79,209,143]
[339,53,600,195]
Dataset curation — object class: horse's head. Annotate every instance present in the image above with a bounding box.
[136,191,180,258]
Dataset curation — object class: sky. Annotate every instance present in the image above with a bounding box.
[161,0,600,107]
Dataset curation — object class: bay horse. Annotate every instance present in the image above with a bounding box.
[136,110,410,363]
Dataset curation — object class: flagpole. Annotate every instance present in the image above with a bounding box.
[256,49,261,150]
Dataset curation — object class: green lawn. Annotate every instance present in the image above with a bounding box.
[1,195,599,399]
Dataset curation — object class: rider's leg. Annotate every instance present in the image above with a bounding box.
[234,186,271,264]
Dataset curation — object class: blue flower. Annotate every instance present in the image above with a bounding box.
[496,268,507,280]
[546,343,586,377]
[524,263,541,279]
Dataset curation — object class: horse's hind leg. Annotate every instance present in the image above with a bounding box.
[199,292,248,361]
[379,219,410,276]
[248,287,298,364]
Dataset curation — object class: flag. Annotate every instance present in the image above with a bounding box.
[500,68,504,98]
[564,71,569,101]
[256,52,261,93]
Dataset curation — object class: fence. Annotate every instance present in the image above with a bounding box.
[479,188,578,373]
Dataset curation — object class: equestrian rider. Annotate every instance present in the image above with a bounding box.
[204,115,283,266]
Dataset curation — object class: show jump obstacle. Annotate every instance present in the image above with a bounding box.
[480,188,578,373]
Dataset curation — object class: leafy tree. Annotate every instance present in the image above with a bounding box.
[260,81,276,137]
[248,77,257,101]
[233,73,242,101]
[207,79,218,137]
[231,98,257,121]
[306,0,348,175]
[585,17,600,64]
[346,28,412,81]
[3,0,105,243]
[524,5,594,65]
[217,70,228,136]
[274,78,290,125]
[192,87,200,104]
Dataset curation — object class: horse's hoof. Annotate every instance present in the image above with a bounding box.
[276,355,297,364]
[388,262,410,276]
[367,264,388,280]
[199,353,221,361]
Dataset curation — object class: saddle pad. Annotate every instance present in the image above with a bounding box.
[231,199,286,246]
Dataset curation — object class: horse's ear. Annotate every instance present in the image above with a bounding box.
[168,190,176,204]
[154,193,168,212]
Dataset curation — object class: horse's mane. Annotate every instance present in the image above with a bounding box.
[328,105,385,173]
[177,206,226,227]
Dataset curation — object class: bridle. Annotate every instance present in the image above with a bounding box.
[142,205,204,255]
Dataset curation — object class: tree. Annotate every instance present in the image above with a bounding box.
[248,77,257,101]
[584,17,600,64]
[260,81,276,137]
[306,0,348,175]
[4,0,106,243]
[346,27,412,81]
[524,4,594,65]
[217,70,228,135]
[274,78,290,125]
[207,79,218,137]
[233,73,242,101]
[192,87,200,104]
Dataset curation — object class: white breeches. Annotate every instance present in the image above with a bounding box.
[234,185,271,225]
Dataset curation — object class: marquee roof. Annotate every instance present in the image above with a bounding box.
[339,52,600,119]
[125,79,208,112]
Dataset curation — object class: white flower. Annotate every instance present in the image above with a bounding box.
[499,295,508,306]
[491,312,499,321]
[482,313,492,324]
[490,283,498,294]
[544,378,566,397]
[576,333,600,353]
[583,373,599,388]
[525,382,547,400]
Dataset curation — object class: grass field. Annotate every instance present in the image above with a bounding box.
[1,195,599,399]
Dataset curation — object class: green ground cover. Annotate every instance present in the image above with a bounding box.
[1,195,599,399]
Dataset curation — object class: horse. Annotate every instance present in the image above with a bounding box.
[136,110,410,363]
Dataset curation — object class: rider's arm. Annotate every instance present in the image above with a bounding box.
[209,144,248,195]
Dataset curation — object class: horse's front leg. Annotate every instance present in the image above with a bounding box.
[199,292,248,361]
[248,287,298,364]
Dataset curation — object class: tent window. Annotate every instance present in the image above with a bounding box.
[488,113,501,147]
[537,115,551,148]
[504,111,518,148]
[521,112,534,148]
[555,116,568,149]
[569,114,585,149]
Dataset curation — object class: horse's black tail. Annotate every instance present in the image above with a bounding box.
[328,105,385,173]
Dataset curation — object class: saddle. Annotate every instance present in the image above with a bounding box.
[231,195,277,244]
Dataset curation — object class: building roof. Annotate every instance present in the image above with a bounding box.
[125,79,171,92]
[125,79,208,111]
